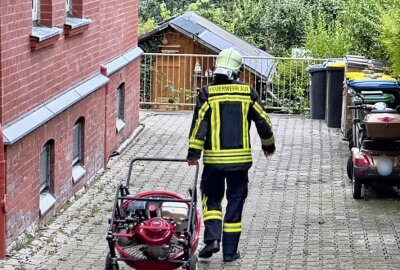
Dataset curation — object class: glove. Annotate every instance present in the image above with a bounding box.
[263,144,275,157]
[187,158,199,166]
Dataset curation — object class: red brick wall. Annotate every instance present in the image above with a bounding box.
[99,0,138,63]
[105,60,140,159]
[5,88,106,245]
[0,0,138,125]
[0,0,140,247]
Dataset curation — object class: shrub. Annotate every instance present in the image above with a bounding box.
[379,9,400,77]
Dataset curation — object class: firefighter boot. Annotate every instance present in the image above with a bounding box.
[198,240,220,258]
[223,251,241,262]
[222,232,240,262]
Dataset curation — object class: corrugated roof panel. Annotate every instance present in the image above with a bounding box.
[180,12,269,57]
[199,31,274,77]
[199,31,236,52]
[171,16,207,36]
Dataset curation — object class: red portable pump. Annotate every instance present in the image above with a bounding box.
[106,158,200,270]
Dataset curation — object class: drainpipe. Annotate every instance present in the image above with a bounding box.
[0,124,7,259]
[100,65,109,168]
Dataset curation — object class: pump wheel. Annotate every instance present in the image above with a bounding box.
[105,252,119,270]
[187,254,198,270]
[346,155,353,180]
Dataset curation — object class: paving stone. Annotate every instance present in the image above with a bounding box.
[1,112,400,269]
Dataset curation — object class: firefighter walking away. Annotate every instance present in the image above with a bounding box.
[187,47,276,262]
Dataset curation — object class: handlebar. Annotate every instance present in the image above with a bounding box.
[348,104,375,110]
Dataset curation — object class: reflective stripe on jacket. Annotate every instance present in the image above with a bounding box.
[188,80,274,169]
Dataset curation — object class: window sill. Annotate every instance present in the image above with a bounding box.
[116,118,126,133]
[30,26,63,51]
[64,17,92,37]
[39,191,56,216]
[72,164,86,183]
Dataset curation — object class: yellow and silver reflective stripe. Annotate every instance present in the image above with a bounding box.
[223,222,242,233]
[204,149,251,157]
[242,102,250,149]
[210,102,221,150]
[190,102,210,141]
[209,95,251,103]
[202,193,222,222]
[203,210,223,221]
[208,84,251,95]
[189,138,204,150]
[203,156,252,164]
[261,136,275,147]
[202,195,208,213]
[253,102,272,127]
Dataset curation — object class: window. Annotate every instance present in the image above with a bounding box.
[66,0,72,17]
[40,142,51,192]
[72,118,86,183]
[32,0,39,25]
[73,120,83,165]
[30,0,63,50]
[39,140,56,216]
[65,0,92,38]
[116,83,126,132]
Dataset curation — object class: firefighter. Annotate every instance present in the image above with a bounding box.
[187,48,275,262]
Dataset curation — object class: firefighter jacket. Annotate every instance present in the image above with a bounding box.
[187,79,275,170]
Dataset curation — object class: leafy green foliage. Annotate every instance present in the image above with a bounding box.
[261,0,308,55]
[138,0,400,111]
[337,0,398,60]
[379,8,400,77]
[139,18,157,36]
[304,15,351,58]
[271,60,311,114]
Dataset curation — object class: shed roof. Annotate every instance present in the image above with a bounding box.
[139,12,275,80]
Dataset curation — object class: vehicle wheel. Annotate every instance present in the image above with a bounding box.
[105,252,119,270]
[187,254,198,270]
[352,176,362,199]
[346,155,353,181]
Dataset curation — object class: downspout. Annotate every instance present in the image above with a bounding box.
[0,125,6,259]
[0,18,6,258]
[101,65,109,168]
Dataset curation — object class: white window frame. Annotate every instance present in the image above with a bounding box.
[40,143,51,192]
[72,119,86,183]
[72,121,83,165]
[116,83,126,132]
[39,141,56,216]
[116,83,125,121]
[32,0,39,22]
[66,0,72,16]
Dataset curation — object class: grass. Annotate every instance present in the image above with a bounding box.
[15,235,35,251]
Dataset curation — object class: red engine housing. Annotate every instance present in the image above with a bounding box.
[135,217,175,246]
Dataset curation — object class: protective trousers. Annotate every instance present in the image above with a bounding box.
[200,166,249,255]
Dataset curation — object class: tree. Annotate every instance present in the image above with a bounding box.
[380,7,400,77]
[260,0,309,55]
[336,0,398,60]
[304,15,351,58]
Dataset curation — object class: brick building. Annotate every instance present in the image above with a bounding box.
[0,0,142,256]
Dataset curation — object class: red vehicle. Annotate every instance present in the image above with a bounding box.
[347,90,400,199]
[106,158,201,270]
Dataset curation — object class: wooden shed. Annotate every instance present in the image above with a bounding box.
[139,12,275,109]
